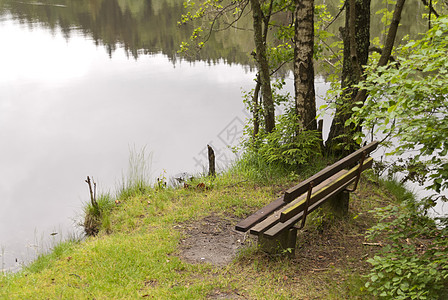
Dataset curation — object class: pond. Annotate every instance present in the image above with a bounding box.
[0,0,431,272]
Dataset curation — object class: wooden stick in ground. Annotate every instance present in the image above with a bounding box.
[207,145,216,177]
[85,176,99,210]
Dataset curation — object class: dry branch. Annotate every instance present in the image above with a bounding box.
[85,176,99,211]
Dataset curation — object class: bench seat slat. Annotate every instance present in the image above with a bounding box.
[262,177,357,238]
[249,169,349,235]
[234,196,285,232]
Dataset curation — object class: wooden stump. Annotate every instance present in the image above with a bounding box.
[207,145,216,177]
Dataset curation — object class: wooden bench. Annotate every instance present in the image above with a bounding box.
[235,141,379,255]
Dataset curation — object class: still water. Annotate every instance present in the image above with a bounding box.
[0,5,262,270]
[0,0,326,272]
[0,0,431,272]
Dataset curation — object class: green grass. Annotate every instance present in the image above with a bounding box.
[378,176,416,203]
[0,156,411,299]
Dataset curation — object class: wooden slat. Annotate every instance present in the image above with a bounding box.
[283,141,378,202]
[280,157,373,222]
[249,170,349,235]
[234,196,285,232]
[262,177,357,238]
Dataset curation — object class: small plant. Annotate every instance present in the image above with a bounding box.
[307,207,334,233]
[83,187,114,236]
[156,170,168,190]
[248,108,322,169]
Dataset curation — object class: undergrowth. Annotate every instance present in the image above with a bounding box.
[363,178,448,299]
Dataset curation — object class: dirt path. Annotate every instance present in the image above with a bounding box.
[176,214,248,266]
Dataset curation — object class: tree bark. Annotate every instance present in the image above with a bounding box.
[377,0,406,67]
[351,0,406,107]
[327,0,406,156]
[294,0,317,131]
[250,0,275,133]
[252,75,261,140]
[326,0,371,156]
[207,145,216,177]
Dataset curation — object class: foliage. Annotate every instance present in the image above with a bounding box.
[364,200,448,299]
[349,16,448,202]
[254,112,322,168]
[348,16,448,299]
[242,79,322,169]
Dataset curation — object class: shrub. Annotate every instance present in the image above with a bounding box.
[364,201,448,299]
[251,111,322,169]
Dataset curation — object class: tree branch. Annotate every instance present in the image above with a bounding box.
[420,0,440,18]
[202,1,248,45]
[324,1,346,30]
[369,46,398,65]
[377,0,406,67]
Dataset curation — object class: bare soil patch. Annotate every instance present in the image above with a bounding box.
[176,214,249,266]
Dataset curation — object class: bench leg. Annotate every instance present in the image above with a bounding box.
[258,227,298,257]
[326,190,350,217]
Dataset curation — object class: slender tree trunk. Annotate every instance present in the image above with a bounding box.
[326,0,371,156]
[351,0,406,105]
[377,0,406,67]
[252,75,261,140]
[327,0,406,156]
[250,0,275,133]
[294,0,317,131]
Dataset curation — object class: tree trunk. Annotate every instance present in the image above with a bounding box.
[294,0,317,131]
[252,75,261,140]
[377,0,406,67]
[326,0,371,156]
[250,0,275,133]
[352,0,406,105]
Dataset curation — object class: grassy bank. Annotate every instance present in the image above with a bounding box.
[0,158,403,299]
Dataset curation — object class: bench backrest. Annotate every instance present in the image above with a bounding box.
[283,141,378,202]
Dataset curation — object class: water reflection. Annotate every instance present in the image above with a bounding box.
[0,18,258,271]
[0,0,429,65]
[0,0,255,64]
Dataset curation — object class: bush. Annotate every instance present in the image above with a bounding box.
[364,201,448,299]
[251,111,322,169]
[83,193,114,236]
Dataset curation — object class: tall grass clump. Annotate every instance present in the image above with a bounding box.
[379,176,416,203]
[229,151,296,184]
[117,146,153,199]
[83,147,154,236]
[83,193,115,236]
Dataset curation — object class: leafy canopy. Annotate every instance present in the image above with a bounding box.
[350,15,448,201]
